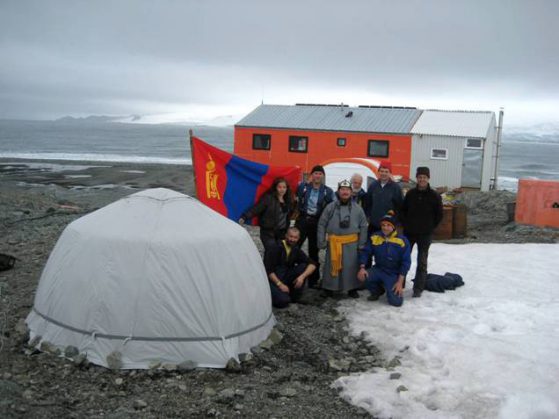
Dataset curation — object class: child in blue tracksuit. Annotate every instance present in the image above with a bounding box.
[357,211,411,306]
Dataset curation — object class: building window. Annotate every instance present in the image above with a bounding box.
[252,134,271,150]
[367,140,389,158]
[431,148,448,160]
[466,138,483,149]
[289,136,308,153]
[337,137,346,147]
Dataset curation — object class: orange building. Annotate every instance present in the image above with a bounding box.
[234,104,421,179]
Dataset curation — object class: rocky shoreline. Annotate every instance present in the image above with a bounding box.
[0,160,557,418]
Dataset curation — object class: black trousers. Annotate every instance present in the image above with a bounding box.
[406,233,432,293]
[270,263,307,308]
[295,216,320,288]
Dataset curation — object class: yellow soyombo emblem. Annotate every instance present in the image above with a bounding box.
[205,153,221,200]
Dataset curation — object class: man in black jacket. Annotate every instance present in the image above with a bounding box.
[264,227,317,308]
[401,167,443,298]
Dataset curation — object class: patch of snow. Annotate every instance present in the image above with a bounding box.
[335,243,559,419]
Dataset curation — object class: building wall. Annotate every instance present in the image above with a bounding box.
[234,127,412,177]
[410,134,465,189]
[481,114,497,191]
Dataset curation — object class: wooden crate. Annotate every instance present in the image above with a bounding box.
[433,206,453,240]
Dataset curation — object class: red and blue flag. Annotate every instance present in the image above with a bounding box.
[191,136,301,222]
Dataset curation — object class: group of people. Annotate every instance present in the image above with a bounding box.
[239,161,443,308]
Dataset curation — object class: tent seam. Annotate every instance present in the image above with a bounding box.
[31,307,273,342]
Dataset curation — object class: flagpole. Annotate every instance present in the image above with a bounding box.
[189,129,197,197]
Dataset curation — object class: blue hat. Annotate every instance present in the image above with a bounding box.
[380,210,396,227]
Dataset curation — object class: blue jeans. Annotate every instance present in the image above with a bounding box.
[365,266,403,307]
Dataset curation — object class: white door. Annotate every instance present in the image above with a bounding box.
[461,149,483,188]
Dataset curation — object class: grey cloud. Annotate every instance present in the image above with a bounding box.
[0,0,557,121]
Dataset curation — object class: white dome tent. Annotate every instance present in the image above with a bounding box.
[26,188,275,369]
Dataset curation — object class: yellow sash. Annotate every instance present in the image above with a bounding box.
[328,233,358,276]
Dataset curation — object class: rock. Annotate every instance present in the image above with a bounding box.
[203,387,217,397]
[115,378,124,385]
[343,343,357,352]
[64,345,79,358]
[106,351,122,370]
[22,389,33,399]
[238,353,253,363]
[266,390,280,399]
[387,356,401,368]
[286,303,299,312]
[342,336,350,344]
[279,387,297,398]
[40,341,60,355]
[73,353,87,366]
[133,399,148,409]
[268,328,284,345]
[148,361,161,370]
[250,345,264,354]
[178,384,187,391]
[14,318,28,335]
[206,408,219,416]
[217,388,235,403]
[234,403,244,411]
[177,360,197,372]
[225,358,241,373]
[162,363,177,371]
[333,315,344,322]
[259,339,274,350]
[389,372,401,380]
[328,358,351,372]
[396,385,408,393]
[234,389,245,398]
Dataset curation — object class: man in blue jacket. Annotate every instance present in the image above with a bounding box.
[357,211,411,307]
[365,160,404,236]
[295,165,334,288]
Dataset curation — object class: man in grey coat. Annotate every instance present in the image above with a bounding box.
[318,180,368,298]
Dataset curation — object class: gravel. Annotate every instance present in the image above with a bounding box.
[0,161,556,418]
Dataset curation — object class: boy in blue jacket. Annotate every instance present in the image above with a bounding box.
[357,211,411,306]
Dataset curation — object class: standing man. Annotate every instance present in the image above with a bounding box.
[365,160,404,235]
[264,227,316,308]
[401,167,443,298]
[317,180,368,298]
[296,165,335,288]
[357,211,411,307]
[350,173,367,207]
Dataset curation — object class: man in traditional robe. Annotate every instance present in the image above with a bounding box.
[318,180,368,298]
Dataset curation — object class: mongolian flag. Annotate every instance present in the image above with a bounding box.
[191,136,301,222]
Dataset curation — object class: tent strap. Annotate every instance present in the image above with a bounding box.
[31,307,273,342]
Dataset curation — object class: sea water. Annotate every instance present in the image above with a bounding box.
[0,119,233,165]
[0,119,557,192]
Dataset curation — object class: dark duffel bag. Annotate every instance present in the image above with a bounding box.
[0,253,17,271]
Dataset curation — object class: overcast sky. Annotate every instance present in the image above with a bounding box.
[1,0,557,125]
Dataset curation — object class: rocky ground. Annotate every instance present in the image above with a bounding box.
[0,160,557,418]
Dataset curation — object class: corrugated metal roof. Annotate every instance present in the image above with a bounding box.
[410,110,494,138]
[235,104,422,134]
